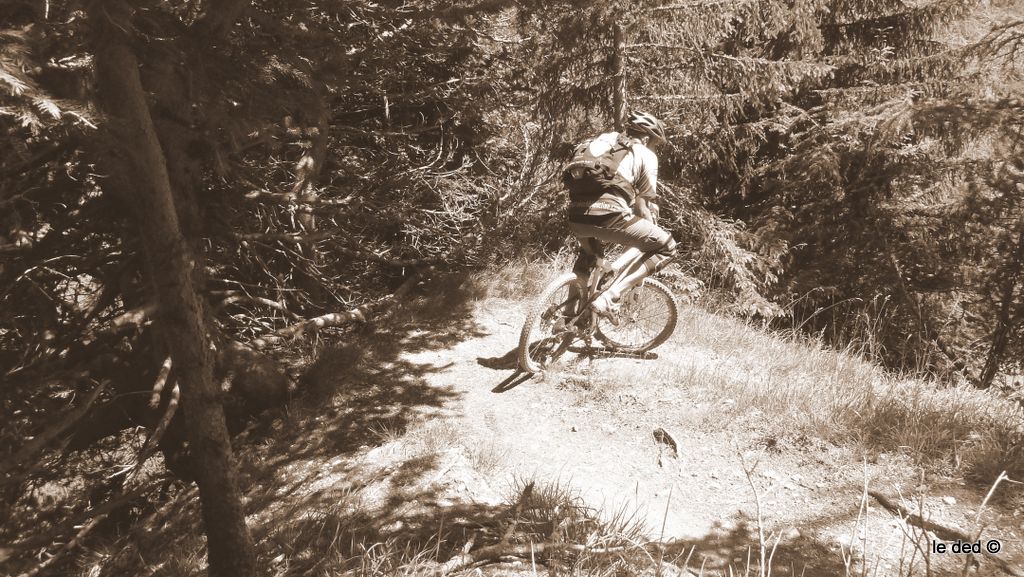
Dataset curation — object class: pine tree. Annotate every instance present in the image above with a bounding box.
[518,0,1024,377]
[1,0,516,573]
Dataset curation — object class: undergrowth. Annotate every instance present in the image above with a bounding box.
[38,256,1024,577]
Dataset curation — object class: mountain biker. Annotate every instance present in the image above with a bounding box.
[563,111,677,322]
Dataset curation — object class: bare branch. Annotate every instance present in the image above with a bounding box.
[253,268,427,347]
[217,291,301,319]
[130,383,179,482]
[0,243,31,255]
[870,490,1024,576]
[0,141,74,182]
[106,303,157,334]
[149,356,173,409]
[235,231,436,267]
[243,190,353,207]
[436,541,662,575]
[0,380,108,476]
[644,0,746,11]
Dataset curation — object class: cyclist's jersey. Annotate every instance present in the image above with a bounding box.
[568,132,659,217]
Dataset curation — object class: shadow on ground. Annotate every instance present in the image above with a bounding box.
[232,273,501,571]
[74,273,503,577]
[70,272,1000,577]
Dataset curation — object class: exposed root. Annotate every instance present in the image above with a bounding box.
[869,490,1023,577]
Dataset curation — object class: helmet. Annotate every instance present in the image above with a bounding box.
[625,111,667,145]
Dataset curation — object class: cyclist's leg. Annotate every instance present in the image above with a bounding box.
[565,235,602,320]
[571,214,676,304]
[572,236,603,287]
[607,216,676,300]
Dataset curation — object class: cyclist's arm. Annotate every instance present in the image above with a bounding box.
[631,145,659,221]
[634,196,654,221]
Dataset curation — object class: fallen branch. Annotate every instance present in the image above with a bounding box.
[253,268,428,347]
[102,303,157,336]
[643,0,743,12]
[869,491,1024,577]
[0,243,31,255]
[217,291,301,320]
[0,141,74,181]
[501,481,534,543]
[436,541,632,575]
[0,380,108,476]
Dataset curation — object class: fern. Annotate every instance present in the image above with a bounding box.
[0,69,29,96]
[32,96,60,120]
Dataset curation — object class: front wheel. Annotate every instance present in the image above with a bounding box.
[518,273,582,373]
[595,278,678,353]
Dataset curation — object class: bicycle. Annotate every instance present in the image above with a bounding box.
[517,246,679,373]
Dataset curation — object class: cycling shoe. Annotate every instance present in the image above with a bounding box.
[591,292,621,326]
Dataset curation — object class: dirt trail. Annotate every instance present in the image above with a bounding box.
[384,296,1024,575]
[403,299,718,539]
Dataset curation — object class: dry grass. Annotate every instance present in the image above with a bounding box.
[380,418,506,475]
[62,255,1024,577]
[467,250,576,302]
[619,303,1022,480]
[497,255,1024,482]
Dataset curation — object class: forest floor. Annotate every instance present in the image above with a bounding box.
[209,266,1024,577]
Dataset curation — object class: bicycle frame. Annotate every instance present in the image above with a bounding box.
[585,246,646,304]
[518,246,680,372]
[559,247,648,335]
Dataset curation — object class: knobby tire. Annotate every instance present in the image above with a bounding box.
[518,273,580,373]
[594,278,678,353]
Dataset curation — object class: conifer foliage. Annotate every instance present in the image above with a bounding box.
[518,0,1022,377]
[1,0,1022,574]
[0,1,514,574]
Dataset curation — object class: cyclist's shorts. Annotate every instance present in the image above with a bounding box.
[568,211,674,257]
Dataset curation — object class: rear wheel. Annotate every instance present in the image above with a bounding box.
[595,278,677,353]
[518,273,583,373]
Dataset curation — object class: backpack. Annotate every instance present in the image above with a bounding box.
[562,132,635,204]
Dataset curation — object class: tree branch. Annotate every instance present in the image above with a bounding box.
[0,380,108,476]
[216,291,301,319]
[644,0,745,11]
[131,382,179,482]
[253,268,427,347]
[102,303,157,336]
[235,231,436,267]
[0,243,31,255]
[149,356,173,409]
[436,541,654,575]
[243,190,353,207]
[0,141,74,182]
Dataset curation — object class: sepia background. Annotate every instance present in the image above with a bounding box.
[2,0,1023,576]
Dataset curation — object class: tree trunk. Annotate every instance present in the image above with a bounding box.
[290,84,330,231]
[978,227,1024,389]
[289,86,330,302]
[88,3,256,576]
[195,0,251,39]
[611,22,627,131]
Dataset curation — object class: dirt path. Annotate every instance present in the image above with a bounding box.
[390,296,1024,576]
